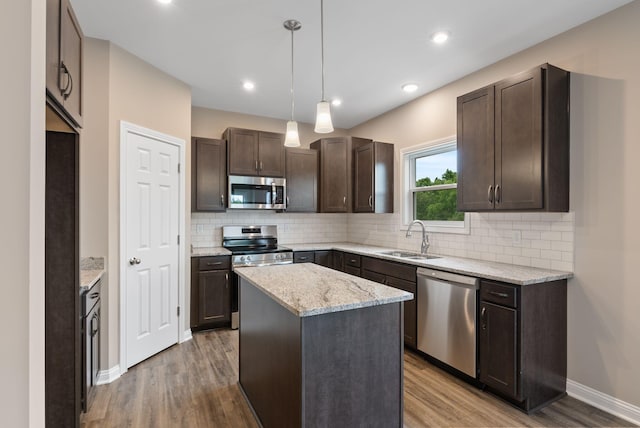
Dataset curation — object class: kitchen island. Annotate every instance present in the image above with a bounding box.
[235,263,412,428]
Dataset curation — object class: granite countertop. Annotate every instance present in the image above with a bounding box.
[235,263,412,317]
[80,256,105,290]
[191,246,231,257]
[284,242,573,286]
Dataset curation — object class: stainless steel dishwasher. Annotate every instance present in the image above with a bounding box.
[417,267,479,377]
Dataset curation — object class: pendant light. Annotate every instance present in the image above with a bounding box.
[283,20,302,147]
[314,0,334,133]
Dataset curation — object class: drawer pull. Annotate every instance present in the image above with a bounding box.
[350,259,357,263]
[299,257,308,260]
[207,262,223,266]
[489,291,509,298]
[89,292,100,299]
[481,307,487,330]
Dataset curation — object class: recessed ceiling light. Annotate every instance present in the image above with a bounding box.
[243,81,255,91]
[431,31,450,44]
[331,99,342,107]
[402,83,418,93]
[157,0,172,4]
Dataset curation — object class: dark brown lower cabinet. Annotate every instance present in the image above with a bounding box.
[313,250,332,268]
[293,251,314,263]
[361,257,417,349]
[479,279,567,413]
[191,256,231,330]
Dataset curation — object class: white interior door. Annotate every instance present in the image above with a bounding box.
[124,128,180,368]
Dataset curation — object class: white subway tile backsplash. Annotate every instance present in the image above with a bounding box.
[190,210,574,272]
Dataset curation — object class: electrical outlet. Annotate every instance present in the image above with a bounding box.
[512,230,522,245]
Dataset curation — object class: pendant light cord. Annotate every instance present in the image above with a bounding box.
[320,0,326,102]
[290,25,295,121]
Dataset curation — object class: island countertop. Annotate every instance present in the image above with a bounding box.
[235,263,412,317]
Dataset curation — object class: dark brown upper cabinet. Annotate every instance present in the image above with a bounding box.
[353,141,394,213]
[46,0,83,128]
[224,128,285,177]
[457,64,569,212]
[310,136,372,213]
[285,148,318,212]
[191,137,227,212]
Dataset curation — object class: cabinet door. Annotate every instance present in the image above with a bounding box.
[386,276,417,349]
[318,138,350,212]
[332,251,345,272]
[314,250,332,268]
[258,132,285,177]
[354,144,374,212]
[495,69,543,210]
[457,86,495,211]
[227,129,259,176]
[192,138,226,212]
[285,148,317,212]
[59,0,83,126]
[46,0,62,103]
[198,271,231,326]
[479,301,519,399]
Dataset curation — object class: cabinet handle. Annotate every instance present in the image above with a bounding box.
[89,292,99,299]
[350,259,357,264]
[299,257,308,261]
[368,195,373,208]
[487,185,494,203]
[286,196,290,207]
[255,160,258,171]
[495,185,501,204]
[225,273,229,289]
[65,68,74,100]
[59,61,71,96]
[260,161,263,171]
[488,291,509,298]
[206,262,222,266]
[481,306,487,330]
[221,194,225,206]
[343,196,347,206]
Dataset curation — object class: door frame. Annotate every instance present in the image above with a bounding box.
[118,121,187,375]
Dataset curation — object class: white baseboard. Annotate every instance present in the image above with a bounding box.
[181,329,193,342]
[96,365,121,385]
[567,379,640,425]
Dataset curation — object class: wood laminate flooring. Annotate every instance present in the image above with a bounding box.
[82,329,635,428]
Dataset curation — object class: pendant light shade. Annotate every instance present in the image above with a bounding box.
[284,120,301,147]
[314,101,334,133]
[314,0,334,133]
[283,19,301,147]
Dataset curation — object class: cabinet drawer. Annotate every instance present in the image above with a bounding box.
[344,253,361,268]
[362,270,386,284]
[294,251,314,263]
[344,266,361,277]
[481,281,518,308]
[82,278,101,314]
[198,256,230,271]
[362,256,416,283]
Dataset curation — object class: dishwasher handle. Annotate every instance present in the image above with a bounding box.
[417,267,479,289]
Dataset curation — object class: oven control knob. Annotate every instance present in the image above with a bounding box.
[276,254,281,260]
[245,256,251,263]
[240,256,245,262]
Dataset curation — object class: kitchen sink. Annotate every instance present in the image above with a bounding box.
[378,250,441,260]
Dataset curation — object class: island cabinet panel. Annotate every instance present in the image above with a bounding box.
[191,137,226,212]
[239,278,404,428]
[457,64,569,212]
[190,256,231,330]
[478,278,567,413]
[362,256,418,349]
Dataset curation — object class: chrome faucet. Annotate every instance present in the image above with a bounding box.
[406,220,429,254]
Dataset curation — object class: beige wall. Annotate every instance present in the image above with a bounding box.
[0,0,46,425]
[192,106,349,147]
[81,39,192,369]
[351,1,640,407]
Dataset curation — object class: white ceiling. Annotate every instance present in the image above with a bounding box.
[70,0,632,129]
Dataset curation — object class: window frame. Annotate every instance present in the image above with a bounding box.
[401,137,470,234]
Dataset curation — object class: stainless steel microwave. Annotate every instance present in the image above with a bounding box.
[228,175,286,210]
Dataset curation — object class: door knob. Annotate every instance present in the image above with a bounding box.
[129,257,141,265]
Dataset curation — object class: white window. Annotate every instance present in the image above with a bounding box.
[401,138,469,234]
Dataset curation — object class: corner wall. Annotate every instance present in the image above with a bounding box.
[349,0,640,409]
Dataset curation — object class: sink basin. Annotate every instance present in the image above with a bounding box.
[378,250,441,260]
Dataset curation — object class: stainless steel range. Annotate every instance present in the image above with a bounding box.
[223,225,293,328]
